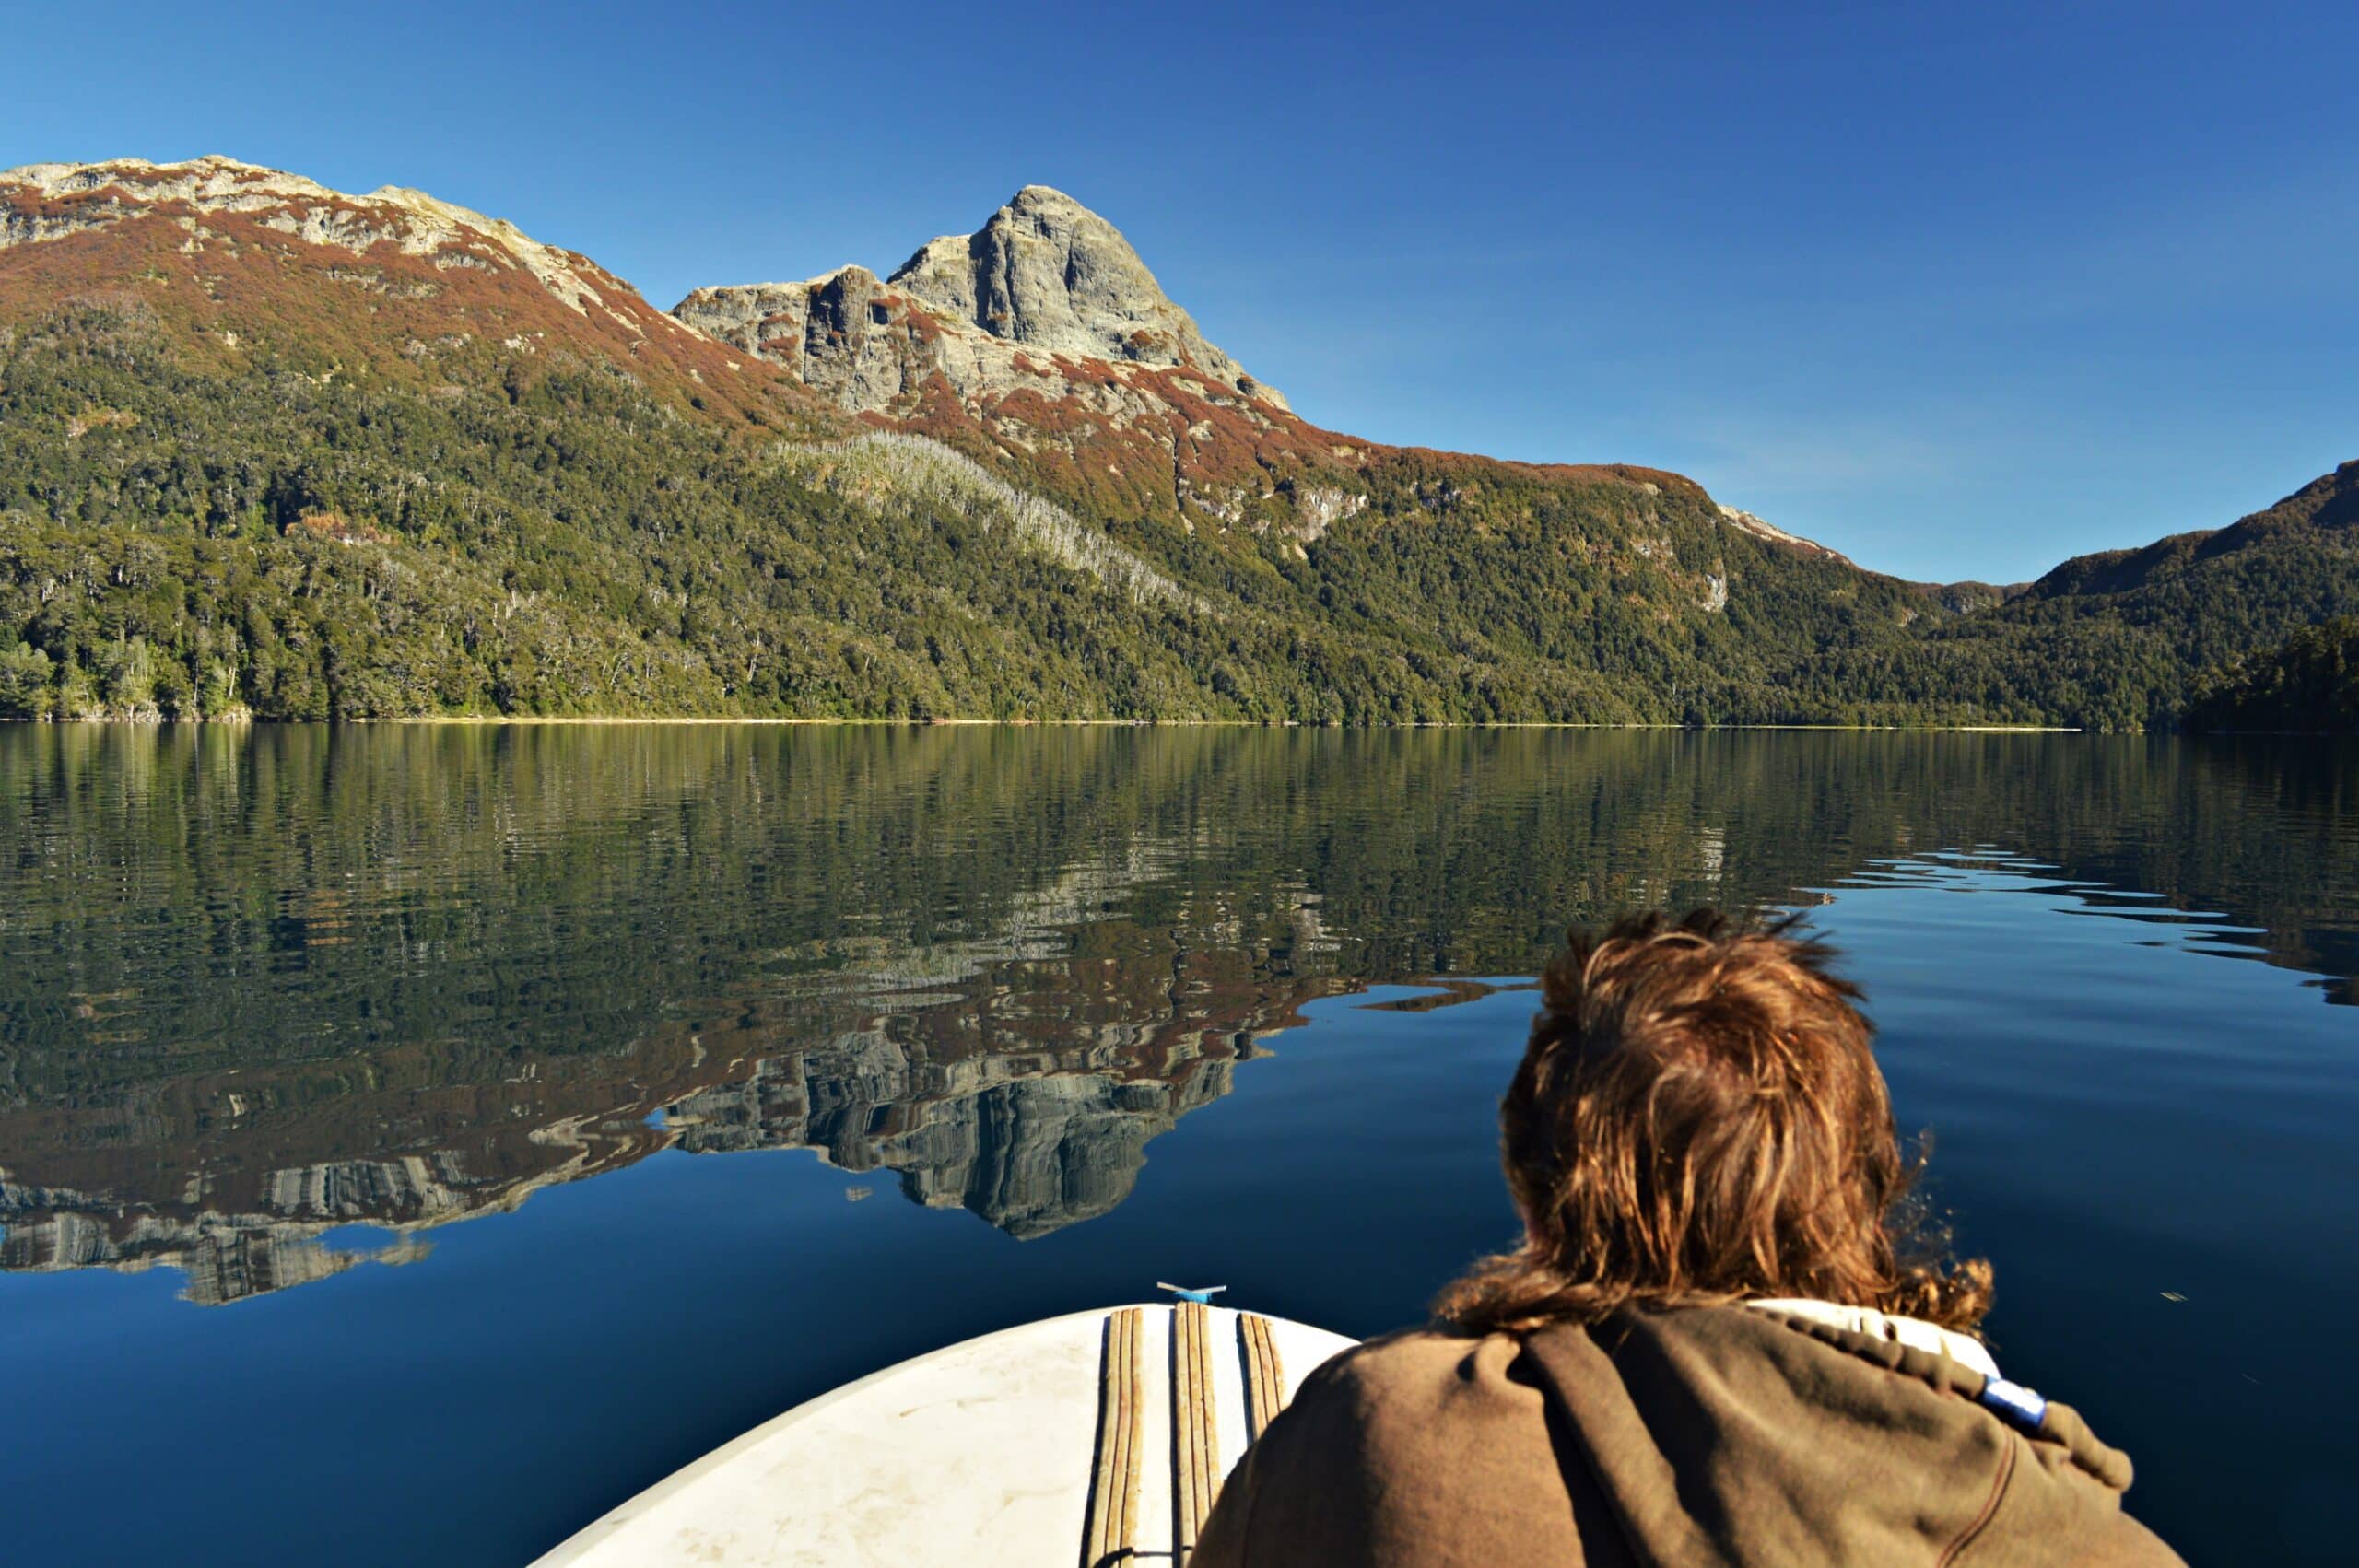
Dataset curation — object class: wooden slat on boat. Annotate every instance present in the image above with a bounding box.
[1238,1312,1285,1442]
[1172,1300,1220,1562]
[1081,1307,1144,1568]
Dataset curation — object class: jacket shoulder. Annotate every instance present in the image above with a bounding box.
[1191,1328,1587,1566]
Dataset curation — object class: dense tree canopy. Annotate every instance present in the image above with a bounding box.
[2186,617,2359,733]
[0,298,2351,728]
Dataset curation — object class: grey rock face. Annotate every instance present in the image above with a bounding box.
[674,185,1286,416]
[674,265,920,410]
[888,186,1269,394]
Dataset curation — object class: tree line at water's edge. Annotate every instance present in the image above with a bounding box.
[3,300,2354,730]
[2183,617,2359,734]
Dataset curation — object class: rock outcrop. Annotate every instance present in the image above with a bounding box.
[1715,503,1854,567]
[675,185,1284,417]
[668,185,1360,533]
[892,186,1282,405]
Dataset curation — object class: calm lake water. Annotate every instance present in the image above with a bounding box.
[1,726,2353,1565]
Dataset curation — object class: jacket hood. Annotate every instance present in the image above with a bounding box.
[1522,1305,2142,1564]
[1192,1302,2178,1567]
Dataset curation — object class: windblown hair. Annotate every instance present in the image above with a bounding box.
[1434,909,1993,1336]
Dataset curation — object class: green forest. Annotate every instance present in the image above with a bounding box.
[2,298,2353,728]
[2185,617,2359,733]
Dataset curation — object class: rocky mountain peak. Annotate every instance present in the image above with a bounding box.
[886,184,1274,402]
[674,185,1285,423]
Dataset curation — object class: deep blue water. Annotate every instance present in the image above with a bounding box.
[0,727,2352,1564]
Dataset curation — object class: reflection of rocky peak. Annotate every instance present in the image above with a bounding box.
[0,1138,639,1304]
[913,1070,1236,1239]
[3,1176,435,1305]
[666,1036,1243,1239]
[0,880,1348,1295]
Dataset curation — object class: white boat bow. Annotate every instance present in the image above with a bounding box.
[535,1302,1356,1567]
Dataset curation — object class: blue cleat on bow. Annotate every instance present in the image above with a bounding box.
[1156,1281,1228,1305]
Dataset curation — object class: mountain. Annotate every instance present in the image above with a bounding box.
[675,182,1330,532]
[678,183,1281,411]
[0,156,2349,727]
[1781,462,2359,729]
[2028,461,2359,602]
[0,156,788,420]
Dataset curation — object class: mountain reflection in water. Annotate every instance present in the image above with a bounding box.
[0,725,2351,1306]
[1,835,1350,1300]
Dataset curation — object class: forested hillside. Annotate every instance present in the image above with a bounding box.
[2185,616,2359,733]
[0,299,1923,723]
[0,158,2351,729]
[1771,462,2359,730]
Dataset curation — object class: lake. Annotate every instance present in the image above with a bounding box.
[1,725,2353,1565]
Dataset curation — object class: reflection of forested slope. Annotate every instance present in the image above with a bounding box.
[0,727,2350,1299]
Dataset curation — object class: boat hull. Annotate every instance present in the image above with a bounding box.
[535,1303,1356,1567]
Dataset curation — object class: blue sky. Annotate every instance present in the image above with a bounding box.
[7,0,2354,581]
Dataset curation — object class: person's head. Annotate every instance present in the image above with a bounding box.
[1434,908,1991,1335]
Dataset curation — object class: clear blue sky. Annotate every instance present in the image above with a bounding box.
[7,0,2354,582]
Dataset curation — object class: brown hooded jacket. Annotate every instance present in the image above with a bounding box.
[1191,1304,2181,1566]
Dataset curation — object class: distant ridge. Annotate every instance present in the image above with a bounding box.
[2021,459,2359,601]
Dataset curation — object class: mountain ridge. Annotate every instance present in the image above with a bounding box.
[6,154,687,334]
[0,153,814,433]
[0,154,2350,728]
[2022,459,2359,601]
[0,158,1839,568]
[669,182,1839,561]
[676,183,1282,408]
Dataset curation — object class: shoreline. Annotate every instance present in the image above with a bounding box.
[0,715,2085,732]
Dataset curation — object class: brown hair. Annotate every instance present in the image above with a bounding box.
[1434,909,1992,1335]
